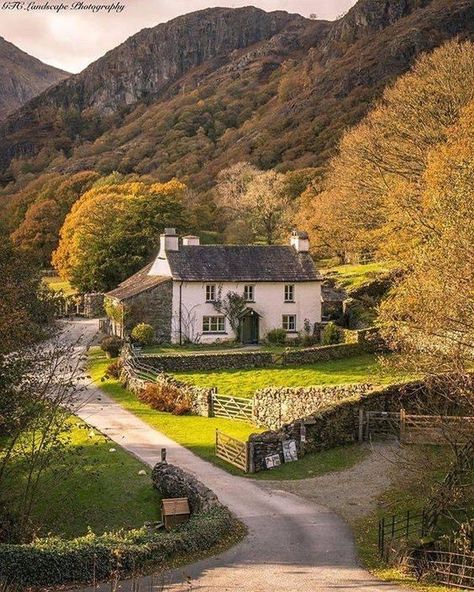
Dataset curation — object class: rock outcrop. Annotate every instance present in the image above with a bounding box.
[0,37,68,121]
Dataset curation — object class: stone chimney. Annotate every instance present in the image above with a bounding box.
[290,230,310,253]
[159,228,179,252]
[182,235,200,246]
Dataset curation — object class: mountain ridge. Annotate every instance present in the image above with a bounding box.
[0,36,69,121]
[0,0,473,190]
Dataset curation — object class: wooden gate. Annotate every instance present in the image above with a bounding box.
[211,394,253,422]
[401,411,474,444]
[362,410,400,440]
[215,430,250,472]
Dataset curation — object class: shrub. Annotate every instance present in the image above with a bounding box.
[321,322,344,346]
[100,335,123,358]
[266,328,287,345]
[0,507,235,589]
[131,323,154,347]
[138,383,192,415]
[104,359,123,380]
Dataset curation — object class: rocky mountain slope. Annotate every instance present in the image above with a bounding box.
[0,0,473,190]
[0,37,69,121]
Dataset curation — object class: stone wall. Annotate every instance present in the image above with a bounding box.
[282,342,363,365]
[138,350,273,372]
[249,381,424,472]
[125,280,173,343]
[84,292,105,318]
[121,362,213,416]
[253,383,374,429]
[152,462,221,513]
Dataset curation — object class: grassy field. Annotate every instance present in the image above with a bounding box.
[323,262,392,291]
[171,353,405,398]
[43,275,77,296]
[89,349,369,479]
[5,419,160,539]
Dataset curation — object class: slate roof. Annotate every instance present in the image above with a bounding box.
[166,245,320,282]
[106,263,171,300]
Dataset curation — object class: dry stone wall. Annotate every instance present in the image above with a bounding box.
[253,384,374,429]
[152,462,221,513]
[138,350,273,372]
[121,362,213,416]
[250,382,426,472]
[282,342,363,365]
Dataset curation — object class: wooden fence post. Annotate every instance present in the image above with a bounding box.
[247,440,255,474]
[400,408,406,443]
[358,408,365,442]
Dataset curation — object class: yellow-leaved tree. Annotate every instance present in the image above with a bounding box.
[53,175,187,292]
[298,40,474,262]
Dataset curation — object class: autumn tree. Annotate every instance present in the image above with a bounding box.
[215,163,293,244]
[379,100,474,378]
[52,176,188,292]
[10,171,100,266]
[299,40,474,260]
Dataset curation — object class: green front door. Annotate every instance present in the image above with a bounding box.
[240,312,259,344]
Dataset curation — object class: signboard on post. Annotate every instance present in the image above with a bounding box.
[300,425,306,443]
[265,454,281,469]
[282,439,298,463]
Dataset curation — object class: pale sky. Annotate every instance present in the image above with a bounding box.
[0,0,357,73]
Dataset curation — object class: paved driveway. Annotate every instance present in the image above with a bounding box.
[65,319,409,592]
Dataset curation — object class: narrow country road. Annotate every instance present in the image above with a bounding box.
[64,319,409,592]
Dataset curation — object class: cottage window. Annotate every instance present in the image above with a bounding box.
[284,284,295,302]
[205,284,216,302]
[203,316,226,333]
[282,314,297,332]
[244,285,255,302]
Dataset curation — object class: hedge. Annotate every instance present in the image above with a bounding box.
[0,507,235,589]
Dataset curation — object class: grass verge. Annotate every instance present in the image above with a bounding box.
[3,419,160,539]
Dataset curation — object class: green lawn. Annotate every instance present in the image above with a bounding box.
[4,419,160,539]
[323,262,392,291]
[171,354,405,398]
[43,275,77,296]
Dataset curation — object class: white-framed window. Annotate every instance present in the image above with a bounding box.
[205,284,216,302]
[244,285,255,302]
[282,314,297,332]
[284,284,295,302]
[202,316,226,333]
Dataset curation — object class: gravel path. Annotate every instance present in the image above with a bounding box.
[63,319,410,592]
[260,442,409,523]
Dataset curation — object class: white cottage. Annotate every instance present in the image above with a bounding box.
[106,229,322,344]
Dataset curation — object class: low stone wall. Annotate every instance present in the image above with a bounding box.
[138,350,273,372]
[121,363,213,416]
[282,342,363,365]
[152,462,220,513]
[250,380,427,472]
[253,384,374,429]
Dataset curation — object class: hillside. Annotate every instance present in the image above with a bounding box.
[0,36,69,121]
[0,0,473,192]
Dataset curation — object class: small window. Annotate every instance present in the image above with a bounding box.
[282,314,297,332]
[244,285,255,302]
[284,284,295,302]
[205,284,216,302]
[203,316,226,333]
